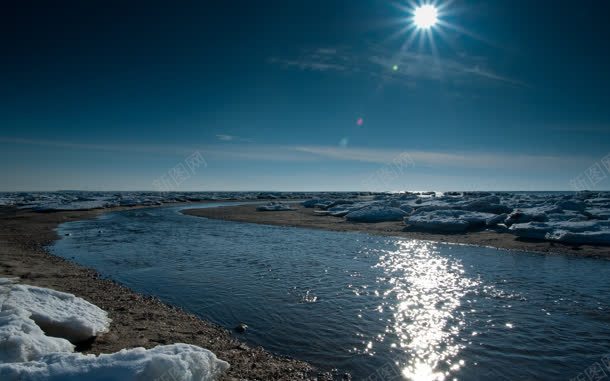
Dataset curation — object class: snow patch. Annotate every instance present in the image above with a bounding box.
[0,278,229,380]
[256,202,295,211]
[4,282,110,343]
[0,344,229,381]
[0,305,75,363]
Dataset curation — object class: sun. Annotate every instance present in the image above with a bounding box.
[413,4,438,29]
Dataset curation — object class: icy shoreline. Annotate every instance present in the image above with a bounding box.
[294,191,610,246]
[7,189,604,248]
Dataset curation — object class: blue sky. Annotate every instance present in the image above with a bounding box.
[1,0,609,191]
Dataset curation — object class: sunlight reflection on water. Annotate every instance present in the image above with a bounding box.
[375,240,478,380]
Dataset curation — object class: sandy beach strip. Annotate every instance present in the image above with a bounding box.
[0,205,333,381]
[184,204,610,258]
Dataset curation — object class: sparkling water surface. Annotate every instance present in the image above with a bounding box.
[52,203,610,380]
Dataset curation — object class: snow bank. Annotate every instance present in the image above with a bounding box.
[302,199,327,208]
[546,230,610,245]
[1,191,334,212]
[0,305,75,362]
[405,210,495,232]
[5,282,110,343]
[256,202,295,211]
[295,191,610,245]
[0,278,230,381]
[0,344,229,381]
[508,222,553,240]
[505,207,558,225]
[460,196,512,214]
[345,206,407,222]
[509,220,610,242]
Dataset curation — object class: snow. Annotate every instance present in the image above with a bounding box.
[508,222,553,240]
[485,213,507,227]
[459,196,512,214]
[256,202,295,211]
[345,206,408,222]
[0,191,340,212]
[546,230,610,245]
[302,199,327,208]
[0,305,75,363]
[4,282,110,343]
[292,191,610,245]
[3,190,610,246]
[0,278,230,381]
[505,206,559,225]
[406,210,495,232]
[509,220,610,243]
[0,344,230,381]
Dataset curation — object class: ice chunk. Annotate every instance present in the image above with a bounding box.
[256,202,295,212]
[586,208,610,220]
[509,220,610,242]
[4,283,110,343]
[0,344,230,381]
[460,196,512,214]
[399,204,414,214]
[301,199,327,208]
[504,206,560,225]
[345,206,407,222]
[555,200,586,212]
[405,210,496,232]
[508,222,553,240]
[546,230,610,246]
[486,213,508,227]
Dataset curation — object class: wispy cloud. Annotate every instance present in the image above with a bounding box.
[215,134,253,142]
[2,136,588,171]
[0,137,196,156]
[293,145,590,171]
[216,134,235,141]
[270,45,527,88]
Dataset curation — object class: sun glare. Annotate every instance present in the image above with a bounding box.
[413,4,438,29]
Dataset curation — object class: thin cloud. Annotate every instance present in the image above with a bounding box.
[216,134,235,141]
[0,137,196,156]
[293,145,591,171]
[1,137,588,170]
[215,134,253,143]
[270,45,527,88]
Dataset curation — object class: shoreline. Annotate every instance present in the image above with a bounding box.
[0,204,331,381]
[184,204,610,258]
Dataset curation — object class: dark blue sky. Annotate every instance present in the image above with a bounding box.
[1,0,609,191]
